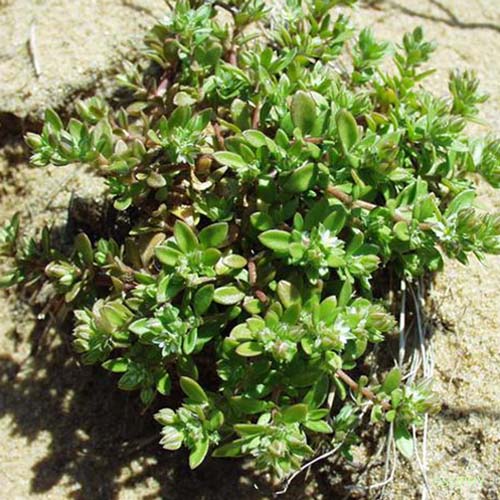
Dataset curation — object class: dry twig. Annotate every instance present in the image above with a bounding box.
[28,23,41,78]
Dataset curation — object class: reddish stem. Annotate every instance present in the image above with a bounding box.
[213,122,225,149]
[252,104,260,129]
[255,290,269,304]
[248,260,257,286]
[326,186,433,231]
[336,369,391,410]
[228,47,237,66]
[291,137,324,145]
[154,74,169,98]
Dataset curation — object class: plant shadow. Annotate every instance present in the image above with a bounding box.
[370,0,500,34]
[0,314,366,499]
[0,321,262,500]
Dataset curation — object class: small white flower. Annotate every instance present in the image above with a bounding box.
[319,228,341,249]
[334,318,351,345]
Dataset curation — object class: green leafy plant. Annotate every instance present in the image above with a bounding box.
[2,0,499,486]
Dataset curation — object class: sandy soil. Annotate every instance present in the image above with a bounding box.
[0,0,165,120]
[0,1,499,499]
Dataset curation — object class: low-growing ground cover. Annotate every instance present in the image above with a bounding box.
[0,0,500,500]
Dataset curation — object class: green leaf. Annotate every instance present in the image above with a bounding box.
[213,285,245,305]
[303,375,329,408]
[250,212,274,231]
[74,233,94,266]
[333,376,347,400]
[289,242,305,260]
[180,376,208,403]
[102,357,129,373]
[156,372,171,395]
[65,283,82,303]
[444,189,476,216]
[370,404,383,423]
[168,106,191,128]
[323,207,347,235]
[277,280,301,308]
[208,410,224,431]
[114,197,132,211]
[155,245,183,266]
[189,437,209,469]
[129,318,149,336]
[177,356,199,380]
[213,151,247,170]
[282,403,308,423]
[234,424,270,436]
[394,423,414,459]
[304,198,330,230]
[212,439,245,458]
[118,369,142,391]
[291,91,317,134]
[258,230,291,253]
[0,271,20,288]
[230,323,252,340]
[45,108,63,132]
[222,254,247,269]
[173,221,199,253]
[100,302,131,329]
[231,99,251,130]
[338,279,353,307]
[282,303,300,324]
[174,91,196,107]
[394,221,410,241]
[199,222,228,249]
[194,284,214,315]
[385,409,396,422]
[308,409,329,420]
[236,341,263,357]
[202,248,221,266]
[231,396,268,414]
[319,296,337,324]
[160,426,184,450]
[243,129,269,148]
[304,420,333,433]
[140,387,155,405]
[183,328,198,355]
[243,298,265,314]
[284,163,317,193]
[383,367,401,394]
[336,109,359,152]
[159,276,184,301]
[147,172,166,189]
[391,388,403,408]
[346,228,364,255]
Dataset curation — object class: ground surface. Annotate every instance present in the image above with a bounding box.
[0,0,165,119]
[0,1,499,499]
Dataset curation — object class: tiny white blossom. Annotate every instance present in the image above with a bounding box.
[334,318,351,345]
[319,228,341,249]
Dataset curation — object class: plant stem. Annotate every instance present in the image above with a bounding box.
[336,369,391,410]
[213,122,225,149]
[326,186,433,231]
[228,48,238,65]
[252,103,260,129]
